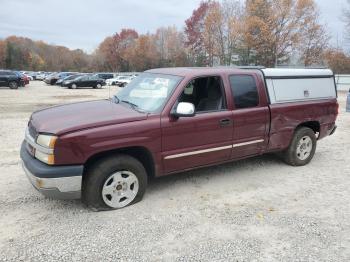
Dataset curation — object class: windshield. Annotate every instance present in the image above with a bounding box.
[65,74,81,81]
[115,73,182,113]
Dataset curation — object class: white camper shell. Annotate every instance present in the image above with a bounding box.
[261,68,337,104]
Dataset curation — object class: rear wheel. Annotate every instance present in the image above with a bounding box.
[96,83,102,89]
[82,154,147,211]
[9,81,18,89]
[282,127,316,166]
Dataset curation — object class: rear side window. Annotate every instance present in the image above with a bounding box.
[229,75,259,109]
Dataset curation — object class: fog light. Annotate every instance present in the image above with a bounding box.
[36,178,44,188]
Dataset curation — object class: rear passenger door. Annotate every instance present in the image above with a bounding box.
[229,74,270,159]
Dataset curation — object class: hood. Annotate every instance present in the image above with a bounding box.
[30,100,147,135]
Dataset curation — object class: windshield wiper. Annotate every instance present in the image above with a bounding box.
[121,99,138,108]
[113,95,120,103]
[121,100,146,113]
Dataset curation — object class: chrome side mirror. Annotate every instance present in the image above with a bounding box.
[173,102,195,117]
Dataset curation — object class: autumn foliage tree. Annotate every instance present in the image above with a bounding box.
[0,0,335,72]
[324,49,350,74]
[184,1,214,65]
[203,0,243,65]
[243,0,326,67]
[0,36,91,71]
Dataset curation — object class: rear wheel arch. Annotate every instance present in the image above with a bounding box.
[282,126,317,166]
[296,121,320,135]
[281,121,320,150]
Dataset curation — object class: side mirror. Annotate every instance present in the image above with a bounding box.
[172,102,195,117]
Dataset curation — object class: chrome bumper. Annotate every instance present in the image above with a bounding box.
[22,161,82,199]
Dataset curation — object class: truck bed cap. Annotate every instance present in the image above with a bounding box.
[262,68,334,78]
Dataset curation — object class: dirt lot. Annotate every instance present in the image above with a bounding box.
[0,81,349,261]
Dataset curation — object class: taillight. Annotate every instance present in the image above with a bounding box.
[336,102,339,116]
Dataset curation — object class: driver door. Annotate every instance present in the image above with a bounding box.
[161,76,233,174]
[78,76,89,87]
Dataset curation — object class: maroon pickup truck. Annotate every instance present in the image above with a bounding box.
[21,67,338,210]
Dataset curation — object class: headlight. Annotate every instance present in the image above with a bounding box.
[36,134,57,149]
[35,150,55,165]
[34,134,57,165]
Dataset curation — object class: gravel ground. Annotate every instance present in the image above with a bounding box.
[0,81,349,262]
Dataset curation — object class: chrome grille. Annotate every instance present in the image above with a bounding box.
[28,121,37,139]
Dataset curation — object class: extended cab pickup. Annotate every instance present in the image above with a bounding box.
[20,67,338,210]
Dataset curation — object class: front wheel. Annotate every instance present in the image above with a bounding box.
[82,154,147,211]
[71,83,77,89]
[95,83,102,89]
[9,81,18,89]
[282,127,317,166]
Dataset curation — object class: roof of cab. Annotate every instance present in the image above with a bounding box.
[145,67,256,77]
[145,67,334,78]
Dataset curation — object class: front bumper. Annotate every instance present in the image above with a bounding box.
[20,141,83,199]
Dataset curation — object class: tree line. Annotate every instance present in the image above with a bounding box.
[1,0,350,74]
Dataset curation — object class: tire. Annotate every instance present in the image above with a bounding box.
[71,84,77,89]
[95,83,102,89]
[282,127,317,166]
[82,154,148,211]
[9,81,18,89]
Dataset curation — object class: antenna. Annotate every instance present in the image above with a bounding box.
[108,82,111,101]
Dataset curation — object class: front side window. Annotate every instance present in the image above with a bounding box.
[89,75,99,80]
[79,76,89,81]
[115,73,182,113]
[229,75,259,109]
[178,76,226,113]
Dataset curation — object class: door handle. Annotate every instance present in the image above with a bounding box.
[219,118,232,127]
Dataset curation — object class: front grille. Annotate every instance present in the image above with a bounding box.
[28,121,38,139]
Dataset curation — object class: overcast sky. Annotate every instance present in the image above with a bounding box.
[0,0,348,53]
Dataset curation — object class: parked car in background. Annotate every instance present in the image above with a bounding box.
[106,75,125,86]
[94,73,114,80]
[21,73,30,85]
[62,74,105,89]
[25,75,33,81]
[45,72,76,85]
[0,70,25,89]
[36,72,50,81]
[14,71,28,86]
[20,67,338,210]
[28,72,38,80]
[56,74,85,86]
[58,74,85,86]
[115,75,135,87]
[347,89,350,112]
[43,73,57,84]
[21,71,35,80]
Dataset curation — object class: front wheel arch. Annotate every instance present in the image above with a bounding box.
[83,146,156,182]
[82,154,148,210]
